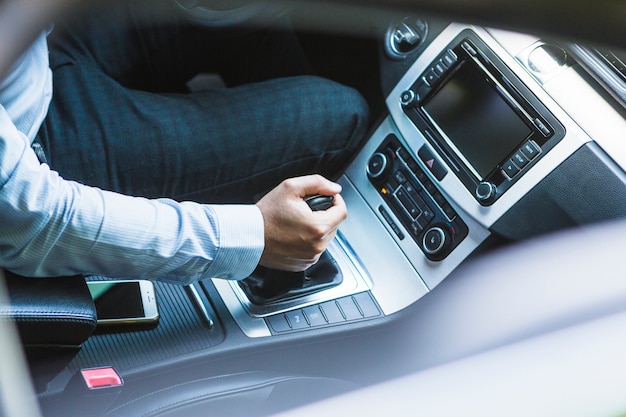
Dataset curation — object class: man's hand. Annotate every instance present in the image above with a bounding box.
[256,175,347,272]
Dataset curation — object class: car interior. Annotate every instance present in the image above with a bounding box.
[1,0,626,416]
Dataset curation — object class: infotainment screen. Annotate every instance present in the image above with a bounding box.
[423,62,532,180]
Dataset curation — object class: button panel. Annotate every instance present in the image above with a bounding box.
[368,134,468,261]
[265,292,382,334]
[502,140,541,179]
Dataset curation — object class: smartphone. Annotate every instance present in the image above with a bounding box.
[87,279,159,329]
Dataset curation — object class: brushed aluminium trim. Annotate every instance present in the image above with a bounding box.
[226,235,372,318]
[213,233,372,338]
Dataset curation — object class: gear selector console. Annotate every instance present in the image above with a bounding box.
[367,134,468,261]
[239,194,343,305]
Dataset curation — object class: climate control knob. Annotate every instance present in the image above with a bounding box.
[367,152,392,182]
[421,225,451,261]
[423,227,446,254]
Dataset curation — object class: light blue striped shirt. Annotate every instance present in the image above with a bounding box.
[0,32,264,284]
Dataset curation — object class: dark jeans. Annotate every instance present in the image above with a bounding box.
[39,0,369,203]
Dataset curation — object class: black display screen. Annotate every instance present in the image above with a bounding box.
[89,281,144,319]
[423,61,532,179]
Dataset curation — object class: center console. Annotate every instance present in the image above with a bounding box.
[215,23,595,337]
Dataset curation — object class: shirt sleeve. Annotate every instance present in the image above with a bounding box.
[0,106,264,284]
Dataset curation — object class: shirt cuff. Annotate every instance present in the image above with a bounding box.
[202,204,264,281]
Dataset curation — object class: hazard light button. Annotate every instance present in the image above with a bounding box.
[418,145,447,181]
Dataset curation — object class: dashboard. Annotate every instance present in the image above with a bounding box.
[214,22,626,337]
[8,8,623,416]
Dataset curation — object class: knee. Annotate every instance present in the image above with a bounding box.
[297,75,370,145]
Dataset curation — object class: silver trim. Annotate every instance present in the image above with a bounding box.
[214,232,373,337]
[187,284,214,328]
[227,236,371,318]
[213,279,271,338]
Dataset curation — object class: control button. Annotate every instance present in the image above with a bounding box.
[423,69,438,86]
[379,206,405,240]
[267,314,291,333]
[413,166,428,182]
[303,306,327,327]
[353,293,381,318]
[397,147,411,161]
[395,187,422,220]
[502,159,520,178]
[285,310,309,330]
[520,141,540,160]
[320,301,345,323]
[400,89,418,108]
[422,227,446,255]
[423,179,437,195]
[442,49,457,67]
[512,151,529,169]
[442,203,457,220]
[367,152,391,181]
[404,182,421,196]
[533,118,551,136]
[398,147,421,174]
[434,60,446,75]
[475,181,497,203]
[462,41,477,55]
[386,17,428,58]
[409,221,423,237]
[394,170,407,184]
[418,145,447,180]
[422,208,435,222]
[415,83,431,102]
[337,297,362,321]
[432,191,447,207]
[416,215,430,230]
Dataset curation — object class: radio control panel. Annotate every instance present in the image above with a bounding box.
[398,30,566,205]
[367,134,468,261]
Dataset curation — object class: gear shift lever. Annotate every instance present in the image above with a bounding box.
[239,195,344,305]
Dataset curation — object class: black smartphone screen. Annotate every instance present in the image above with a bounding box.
[89,281,145,320]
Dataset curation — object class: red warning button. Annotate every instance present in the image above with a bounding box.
[418,145,447,181]
[80,367,123,389]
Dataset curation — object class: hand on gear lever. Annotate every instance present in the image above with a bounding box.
[241,176,345,305]
[255,175,346,272]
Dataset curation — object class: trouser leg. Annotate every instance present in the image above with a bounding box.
[40,0,369,203]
